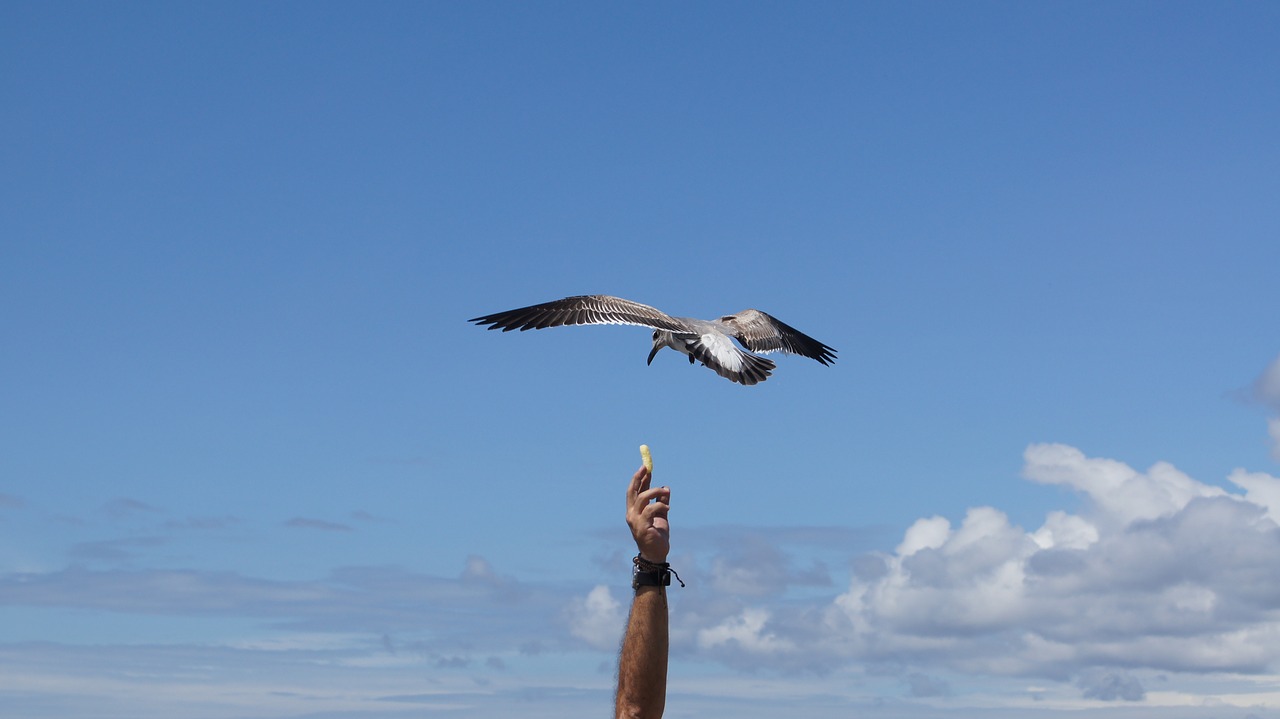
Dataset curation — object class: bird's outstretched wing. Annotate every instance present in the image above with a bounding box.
[469,295,689,333]
[720,309,838,365]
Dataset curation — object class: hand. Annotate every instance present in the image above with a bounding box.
[626,466,670,563]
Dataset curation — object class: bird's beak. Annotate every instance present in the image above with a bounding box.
[647,344,660,365]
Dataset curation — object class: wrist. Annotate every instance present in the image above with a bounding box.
[631,553,684,590]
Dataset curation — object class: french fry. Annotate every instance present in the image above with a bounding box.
[639,444,653,473]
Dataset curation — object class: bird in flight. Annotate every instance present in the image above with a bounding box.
[468,295,836,385]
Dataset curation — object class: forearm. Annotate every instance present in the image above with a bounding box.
[615,586,668,719]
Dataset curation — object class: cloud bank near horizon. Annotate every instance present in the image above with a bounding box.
[5,424,1280,713]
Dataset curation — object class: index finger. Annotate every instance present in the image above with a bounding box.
[627,466,651,503]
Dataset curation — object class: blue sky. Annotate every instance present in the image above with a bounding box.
[3,2,1280,717]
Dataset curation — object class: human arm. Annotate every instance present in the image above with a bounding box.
[615,465,670,719]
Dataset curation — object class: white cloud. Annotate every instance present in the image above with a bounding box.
[1229,469,1280,523]
[897,516,950,556]
[1030,511,1098,550]
[666,442,1280,697]
[1022,443,1228,526]
[698,608,796,654]
[567,585,624,651]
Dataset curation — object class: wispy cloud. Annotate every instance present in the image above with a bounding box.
[906,672,951,698]
[349,510,390,524]
[707,544,833,598]
[0,641,595,719]
[162,516,241,531]
[284,517,354,532]
[102,498,161,519]
[1252,353,1280,410]
[69,536,168,563]
[1249,354,1280,459]
[0,559,571,650]
[1077,669,1145,701]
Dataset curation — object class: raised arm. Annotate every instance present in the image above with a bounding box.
[616,465,671,719]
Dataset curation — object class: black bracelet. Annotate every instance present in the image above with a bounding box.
[632,554,685,590]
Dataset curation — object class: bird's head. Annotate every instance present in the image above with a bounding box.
[647,330,670,365]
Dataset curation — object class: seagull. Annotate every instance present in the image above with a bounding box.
[468,294,837,385]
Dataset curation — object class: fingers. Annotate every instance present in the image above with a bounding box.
[627,466,650,504]
[631,485,669,515]
[640,496,669,522]
[633,487,671,533]
[638,485,670,506]
[626,465,671,545]
[622,468,655,511]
